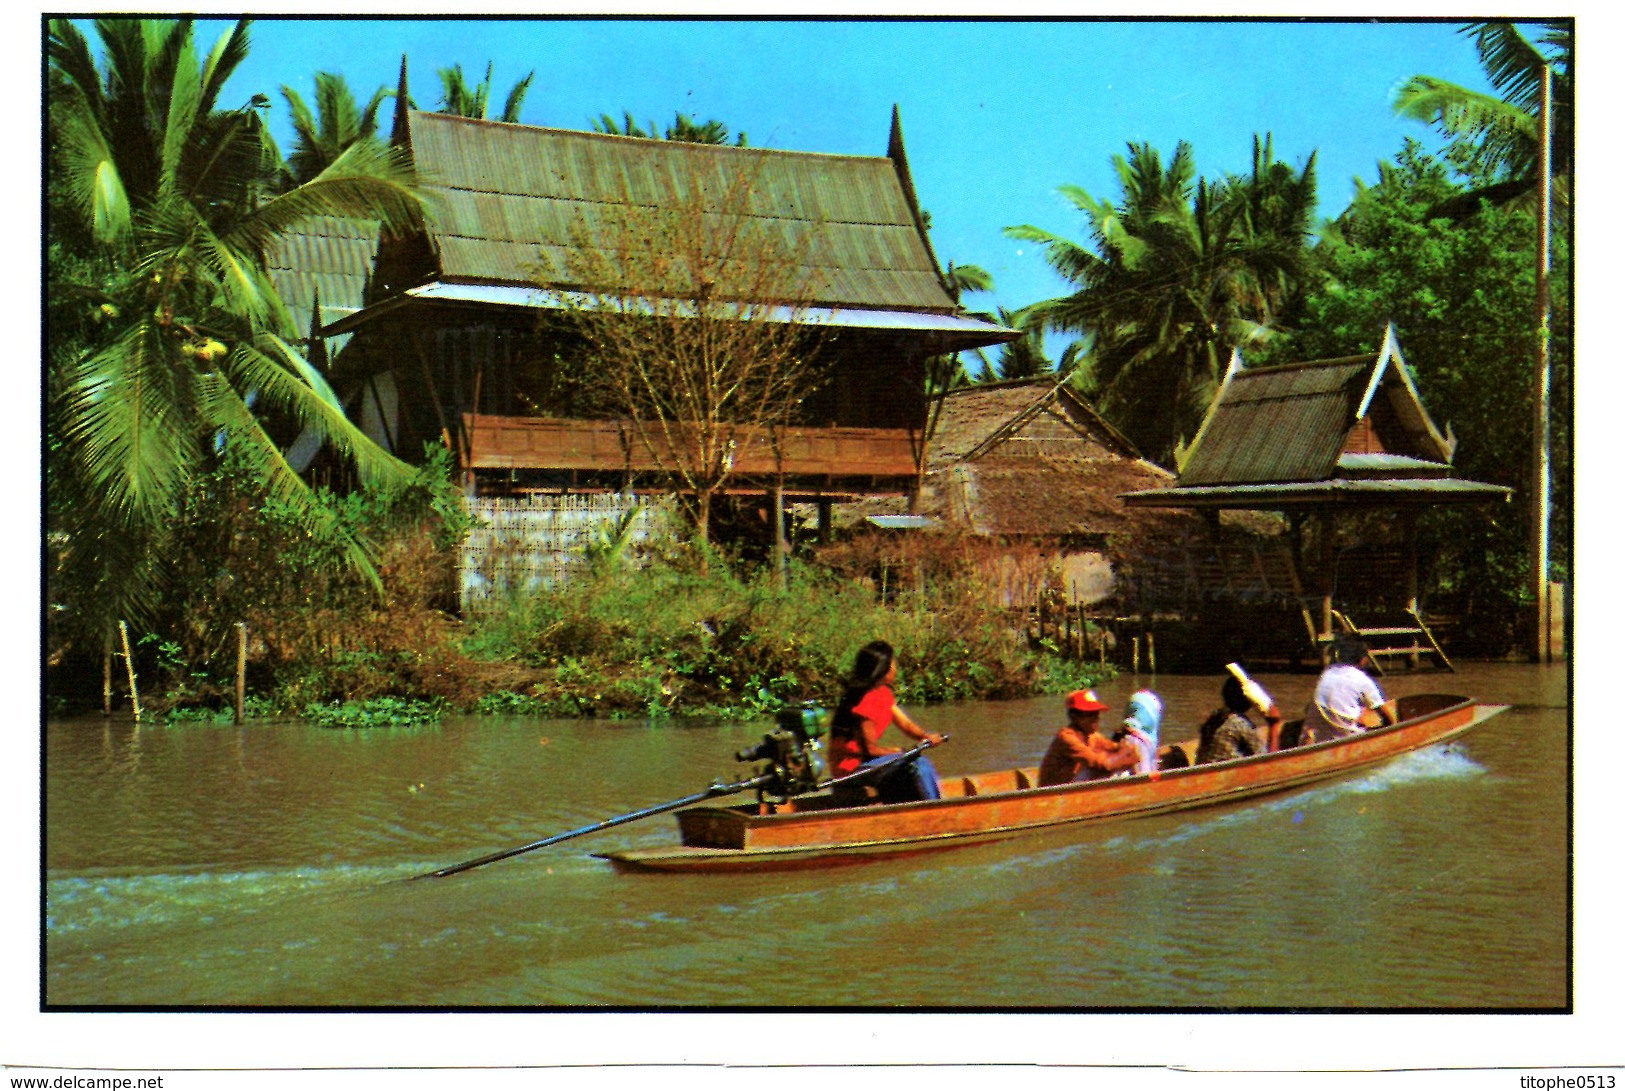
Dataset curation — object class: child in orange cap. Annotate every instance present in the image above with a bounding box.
[1037,689,1140,786]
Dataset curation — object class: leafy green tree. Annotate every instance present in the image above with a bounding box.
[591,110,748,146]
[46,17,426,658]
[1006,135,1316,463]
[1393,21,1572,220]
[436,62,534,122]
[1282,141,1569,649]
[280,71,391,184]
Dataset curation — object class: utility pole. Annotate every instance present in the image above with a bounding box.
[1527,68,1553,666]
[1531,64,1553,663]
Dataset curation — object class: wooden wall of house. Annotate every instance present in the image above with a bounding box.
[813,331,927,430]
[341,310,582,457]
[1342,407,1394,457]
[339,308,931,472]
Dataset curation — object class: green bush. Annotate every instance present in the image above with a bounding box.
[303,696,445,729]
[458,550,1109,717]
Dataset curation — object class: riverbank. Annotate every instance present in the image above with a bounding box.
[52,555,1118,727]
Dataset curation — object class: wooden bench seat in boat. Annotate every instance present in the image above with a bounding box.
[951,768,1038,797]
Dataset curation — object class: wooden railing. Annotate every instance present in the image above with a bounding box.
[461,413,921,479]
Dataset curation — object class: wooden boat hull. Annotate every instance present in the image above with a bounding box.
[596,694,1507,873]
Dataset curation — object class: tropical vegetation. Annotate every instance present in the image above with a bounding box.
[45,17,428,672]
[1392,20,1572,221]
[279,71,391,184]
[1006,135,1318,464]
[434,61,534,122]
[591,110,747,146]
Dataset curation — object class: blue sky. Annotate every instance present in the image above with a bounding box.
[188,16,1514,330]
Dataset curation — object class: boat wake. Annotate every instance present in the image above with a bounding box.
[45,862,415,936]
[965,743,1488,872]
[1335,740,1486,791]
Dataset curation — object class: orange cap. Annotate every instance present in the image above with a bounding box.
[1065,689,1108,713]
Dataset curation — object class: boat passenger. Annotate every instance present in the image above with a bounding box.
[827,640,944,806]
[1301,636,1393,745]
[1112,689,1163,776]
[1037,690,1140,786]
[1195,669,1280,764]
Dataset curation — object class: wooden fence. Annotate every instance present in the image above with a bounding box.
[460,493,675,609]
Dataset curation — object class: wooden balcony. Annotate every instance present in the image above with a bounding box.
[462,414,921,481]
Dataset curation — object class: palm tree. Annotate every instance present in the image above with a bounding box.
[1004,137,1316,463]
[918,261,997,397]
[592,110,748,146]
[1393,21,1572,219]
[280,71,391,184]
[47,17,426,646]
[983,307,1057,382]
[1226,134,1320,335]
[436,62,534,122]
[942,260,993,302]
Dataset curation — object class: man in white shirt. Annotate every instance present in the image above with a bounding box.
[1302,637,1393,744]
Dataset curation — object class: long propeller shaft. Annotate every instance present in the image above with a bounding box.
[412,772,774,880]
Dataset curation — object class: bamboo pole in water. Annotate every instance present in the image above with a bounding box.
[102,648,112,717]
[1133,637,1140,674]
[235,622,247,725]
[1148,633,1157,675]
[118,621,140,723]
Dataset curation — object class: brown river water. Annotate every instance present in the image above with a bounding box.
[42,661,1570,1010]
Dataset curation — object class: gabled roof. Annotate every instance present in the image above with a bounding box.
[914,377,1179,540]
[1176,326,1455,487]
[1124,327,1509,510]
[927,377,1146,468]
[400,109,961,314]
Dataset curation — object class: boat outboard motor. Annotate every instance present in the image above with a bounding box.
[735,703,828,801]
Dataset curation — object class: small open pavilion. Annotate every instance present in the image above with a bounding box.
[1121,326,1511,669]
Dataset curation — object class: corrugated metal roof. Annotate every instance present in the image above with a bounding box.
[405,111,958,313]
[1178,357,1374,486]
[264,216,380,338]
[865,515,938,530]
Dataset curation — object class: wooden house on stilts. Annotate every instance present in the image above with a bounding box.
[1122,326,1511,671]
[282,71,1018,597]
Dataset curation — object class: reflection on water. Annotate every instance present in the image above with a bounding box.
[44,662,1568,1009]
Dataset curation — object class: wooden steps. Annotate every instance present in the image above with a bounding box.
[1318,606,1454,673]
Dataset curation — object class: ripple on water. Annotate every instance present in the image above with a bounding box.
[45,863,410,935]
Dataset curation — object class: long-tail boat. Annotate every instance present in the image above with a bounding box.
[596,693,1507,873]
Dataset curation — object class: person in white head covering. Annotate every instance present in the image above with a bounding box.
[1114,689,1163,776]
